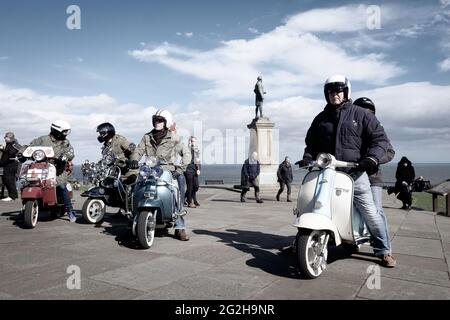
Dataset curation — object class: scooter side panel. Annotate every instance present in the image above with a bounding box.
[297,171,320,215]
[331,172,354,242]
[21,186,43,200]
[42,188,57,206]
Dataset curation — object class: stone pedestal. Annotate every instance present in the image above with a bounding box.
[247,117,279,191]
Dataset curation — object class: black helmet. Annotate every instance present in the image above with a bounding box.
[96,122,116,143]
[354,97,376,114]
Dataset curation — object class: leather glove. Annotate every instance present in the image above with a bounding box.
[129,160,139,169]
[358,157,378,175]
[295,155,314,168]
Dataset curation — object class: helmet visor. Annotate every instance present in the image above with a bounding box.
[325,82,346,94]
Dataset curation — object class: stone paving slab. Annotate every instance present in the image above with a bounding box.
[392,236,444,259]
[358,277,450,300]
[18,279,145,300]
[135,273,262,300]
[91,256,214,292]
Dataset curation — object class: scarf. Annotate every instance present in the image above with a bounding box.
[152,128,168,146]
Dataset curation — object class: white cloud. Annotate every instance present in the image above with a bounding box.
[0,83,157,164]
[1,81,450,163]
[0,56,9,61]
[76,57,83,63]
[438,57,450,71]
[176,32,193,38]
[441,0,450,8]
[248,27,258,34]
[129,6,404,100]
[284,5,373,33]
[394,24,426,38]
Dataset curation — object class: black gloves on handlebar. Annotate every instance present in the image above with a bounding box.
[358,157,378,175]
[295,154,314,168]
[129,160,139,169]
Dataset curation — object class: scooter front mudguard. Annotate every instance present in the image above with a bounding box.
[21,186,43,200]
[293,212,342,246]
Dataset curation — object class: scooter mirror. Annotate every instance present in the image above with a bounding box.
[316,153,333,168]
[146,156,158,168]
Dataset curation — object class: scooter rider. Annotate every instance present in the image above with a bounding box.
[29,120,76,222]
[299,75,396,268]
[354,97,395,254]
[130,109,192,241]
[96,122,137,185]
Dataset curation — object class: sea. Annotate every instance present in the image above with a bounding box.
[72,163,450,187]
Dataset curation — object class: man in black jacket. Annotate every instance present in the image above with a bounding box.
[0,132,21,201]
[276,156,293,202]
[299,75,396,268]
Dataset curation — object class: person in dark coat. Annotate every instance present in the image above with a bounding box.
[0,132,22,201]
[393,156,415,209]
[240,151,263,203]
[276,156,293,202]
[299,75,395,268]
[354,97,395,253]
[185,136,201,208]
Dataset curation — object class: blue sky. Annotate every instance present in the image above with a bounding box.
[1,0,450,164]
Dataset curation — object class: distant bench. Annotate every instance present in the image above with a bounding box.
[427,180,450,216]
[205,179,224,185]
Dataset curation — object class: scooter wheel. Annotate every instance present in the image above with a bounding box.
[296,229,328,279]
[82,198,106,224]
[136,211,156,249]
[23,200,39,229]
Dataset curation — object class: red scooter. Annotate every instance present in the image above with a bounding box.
[19,146,73,228]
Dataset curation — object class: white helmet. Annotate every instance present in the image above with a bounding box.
[324,75,351,104]
[152,109,173,129]
[50,120,71,139]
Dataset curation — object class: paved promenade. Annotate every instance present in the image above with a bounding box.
[1,186,450,300]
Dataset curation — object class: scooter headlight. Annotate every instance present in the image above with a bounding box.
[32,150,46,162]
[317,153,332,168]
[139,165,151,178]
[143,191,156,199]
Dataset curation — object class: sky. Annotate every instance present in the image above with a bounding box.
[0,0,449,164]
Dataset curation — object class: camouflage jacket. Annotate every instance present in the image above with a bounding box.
[29,135,75,185]
[102,134,137,177]
[131,130,191,174]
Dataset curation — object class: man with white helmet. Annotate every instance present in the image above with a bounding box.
[298,75,396,268]
[130,109,192,241]
[29,120,76,222]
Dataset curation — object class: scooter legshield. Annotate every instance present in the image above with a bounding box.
[292,213,342,246]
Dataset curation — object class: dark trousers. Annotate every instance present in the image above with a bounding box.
[2,172,18,199]
[277,181,291,197]
[394,181,412,207]
[56,184,73,212]
[241,185,260,197]
[185,171,199,204]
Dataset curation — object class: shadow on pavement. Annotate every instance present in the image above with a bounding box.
[1,210,60,229]
[193,228,300,279]
[96,214,174,250]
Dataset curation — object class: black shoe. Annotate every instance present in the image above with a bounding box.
[256,199,264,204]
[276,194,280,201]
[194,201,200,207]
[240,197,246,203]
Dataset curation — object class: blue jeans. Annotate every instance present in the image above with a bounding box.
[56,184,73,213]
[371,186,391,252]
[174,174,186,230]
[352,173,390,257]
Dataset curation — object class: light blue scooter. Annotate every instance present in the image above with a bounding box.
[131,157,187,249]
[292,153,371,279]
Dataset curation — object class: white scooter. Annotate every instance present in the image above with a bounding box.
[292,153,371,279]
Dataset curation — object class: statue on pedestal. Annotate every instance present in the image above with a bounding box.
[253,76,266,120]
